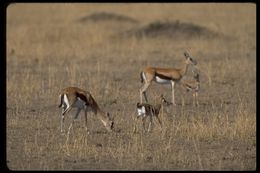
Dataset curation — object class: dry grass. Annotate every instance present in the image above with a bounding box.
[6,3,256,170]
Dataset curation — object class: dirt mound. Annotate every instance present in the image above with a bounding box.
[77,12,139,24]
[118,20,220,39]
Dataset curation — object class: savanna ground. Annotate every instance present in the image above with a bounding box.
[6,3,256,170]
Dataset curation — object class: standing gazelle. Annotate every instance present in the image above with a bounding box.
[139,51,197,105]
[58,87,114,134]
[133,95,171,133]
[180,72,200,106]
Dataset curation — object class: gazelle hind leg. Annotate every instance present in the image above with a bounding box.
[143,91,148,103]
[61,105,73,133]
[133,116,139,133]
[62,94,77,115]
[84,111,90,134]
[58,94,64,108]
[61,114,65,133]
[140,82,151,103]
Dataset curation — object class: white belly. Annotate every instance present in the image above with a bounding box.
[74,98,86,109]
[155,76,171,84]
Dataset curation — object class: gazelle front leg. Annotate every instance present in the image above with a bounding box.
[155,115,163,131]
[191,92,198,107]
[195,92,199,106]
[147,115,153,132]
[171,81,177,106]
[181,96,185,107]
[84,110,90,134]
[67,107,81,135]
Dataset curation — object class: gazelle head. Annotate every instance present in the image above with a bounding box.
[104,112,114,132]
[184,51,197,66]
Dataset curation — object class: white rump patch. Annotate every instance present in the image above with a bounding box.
[155,76,171,84]
[63,94,70,108]
[137,106,146,116]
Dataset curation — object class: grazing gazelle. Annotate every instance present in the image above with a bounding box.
[180,72,200,106]
[133,95,171,133]
[58,87,114,134]
[139,51,197,105]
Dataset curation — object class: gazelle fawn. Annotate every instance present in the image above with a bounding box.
[58,87,114,134]
[180,72,200,106]
[139,51,197,105]
[133,95,171,133]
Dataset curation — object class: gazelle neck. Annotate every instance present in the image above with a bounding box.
[155,102,163,112]
[89,99,100,115]
[179,61,189,77]
[95,107,108,120]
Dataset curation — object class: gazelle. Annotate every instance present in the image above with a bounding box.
[139,51,197,105]
[180,72,200,106]
[58,87,114,134]
[133,95,171,133]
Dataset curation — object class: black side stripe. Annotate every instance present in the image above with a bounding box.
[76,92,90,106]
[76,92,99,110]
